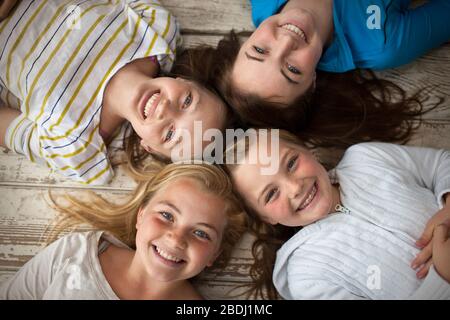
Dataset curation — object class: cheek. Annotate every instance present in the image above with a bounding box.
[188,240,216,262]
[136,217,164,242]
[266,199,290,222]
[139,127,161,146]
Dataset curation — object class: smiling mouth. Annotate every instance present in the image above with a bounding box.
[280,23,307,43]
[152,245,185,266]
[141,92,161,119]
[296,182,318,212]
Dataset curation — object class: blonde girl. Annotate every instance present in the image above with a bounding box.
[0,0,230,185]
[224,129,450,299]
[0,163,247,299]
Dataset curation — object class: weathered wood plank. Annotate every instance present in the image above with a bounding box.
[162,0,253,34]
[1,0,449,299]
[0,187,255,288]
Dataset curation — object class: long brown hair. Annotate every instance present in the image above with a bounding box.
[201,30,442,149]
[223,129,306,299]
[48,162,247,272]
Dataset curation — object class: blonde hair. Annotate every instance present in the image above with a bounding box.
[49,162,247,270]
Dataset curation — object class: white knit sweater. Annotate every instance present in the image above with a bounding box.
[273,143,450,299]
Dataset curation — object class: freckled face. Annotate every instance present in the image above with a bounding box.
[134,178,228,282]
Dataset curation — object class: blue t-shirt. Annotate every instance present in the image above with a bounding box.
[251,0,450,72]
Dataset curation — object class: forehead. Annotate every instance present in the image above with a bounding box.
[232,138,304,186]
[195,88,227,127]
[150,177,227,223]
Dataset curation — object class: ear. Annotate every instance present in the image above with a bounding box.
[206,248,223,267]
[140,140,152,153]
[136,206,145,230]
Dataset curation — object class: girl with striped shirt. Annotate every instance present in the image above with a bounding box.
[0,0,229,185]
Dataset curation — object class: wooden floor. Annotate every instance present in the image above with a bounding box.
[1,0,450,300]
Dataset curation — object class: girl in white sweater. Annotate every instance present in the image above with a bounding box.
[0,163,246,299]
[224,129,450,299]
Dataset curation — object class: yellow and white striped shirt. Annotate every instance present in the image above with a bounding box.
[0,0,181,185]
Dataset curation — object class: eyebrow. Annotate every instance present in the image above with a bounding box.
[160,201,181,215]
[245,52,299,85]
[280,69,299,84]
[245,52,264,62]
[257,150,289,204]
[160,201,219,235]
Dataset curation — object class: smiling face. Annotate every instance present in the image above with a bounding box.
[232,9,324,104]
[104,59,228,159]
[231,138,336,227]
[134,178,228,282]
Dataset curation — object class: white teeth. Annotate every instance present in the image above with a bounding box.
[281,23,306,41]
[155,246,181,263]
[144,93,160,118]
[298,183,317,211]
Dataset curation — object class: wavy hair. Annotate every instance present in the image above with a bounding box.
[48,162,247,273]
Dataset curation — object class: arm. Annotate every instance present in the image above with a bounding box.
[287,279,367,300]
[347,143,450,207]
[394,0,450,65]
[344,143,450,279]
[0,0,19,21]
[410,220,450,300]
[0,106,20,148]
[279,246,368,300]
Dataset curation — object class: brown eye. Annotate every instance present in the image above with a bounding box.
[287,63,300,75]
[287,156,298,171]
[265,188,278,204]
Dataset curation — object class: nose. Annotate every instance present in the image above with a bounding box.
[155,97,172,120]
[166,229,187,250]
[285,177,303,199]
[275,32,298,58]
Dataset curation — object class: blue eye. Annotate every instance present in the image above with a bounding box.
[194,230,211,240]
[287,156,298,171]
[160,211,173,222]
[253,46,265,54]
[287,63,300,75]
[183,93,192,108]
[265,188,278,204]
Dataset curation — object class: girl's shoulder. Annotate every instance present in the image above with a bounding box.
[338,142,411,167]
[48,230,105,255]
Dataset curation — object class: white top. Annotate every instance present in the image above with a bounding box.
[0,0,180,184]
[273,143,450,300]
[0,231,129,299]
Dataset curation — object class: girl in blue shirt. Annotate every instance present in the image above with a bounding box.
[208,0,449,148]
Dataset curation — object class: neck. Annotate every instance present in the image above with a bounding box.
[282,0,334,47]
